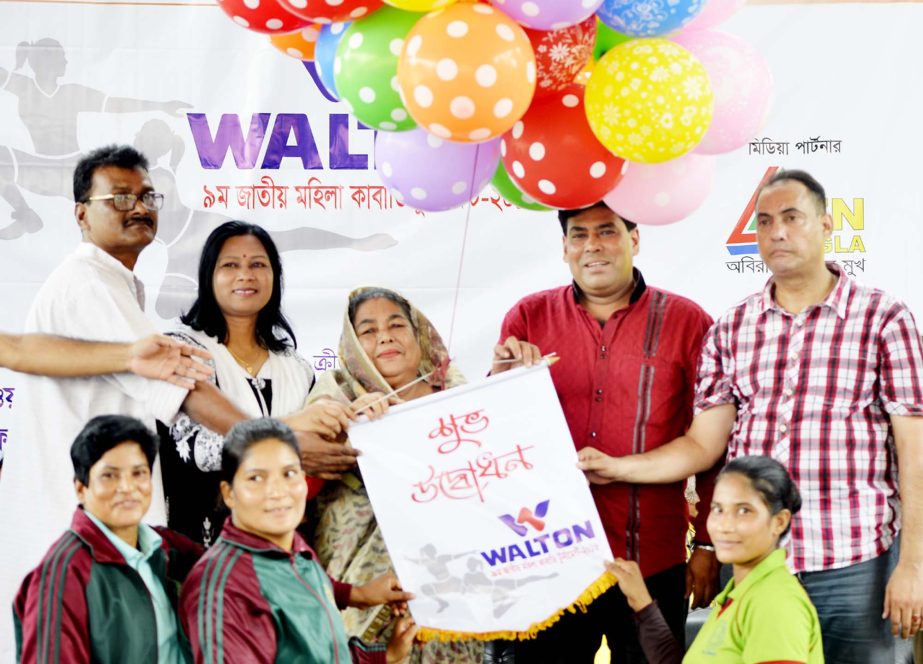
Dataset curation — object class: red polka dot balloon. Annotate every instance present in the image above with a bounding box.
[501,84,626,209]
[276,0,385,24]
[218,0,314,33]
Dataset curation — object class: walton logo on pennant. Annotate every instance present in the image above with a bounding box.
[499,500,551,537]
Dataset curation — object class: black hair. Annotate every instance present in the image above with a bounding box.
[70,415,158,486]
[73,145,150,203]
[220,417,299,485]
[348,288,416,332]
[718,455,802,536]
[181,221,296,352]
[558,202,637,235]
[762,169,827,214]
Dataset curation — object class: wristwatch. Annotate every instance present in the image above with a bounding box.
[692,540,716,552]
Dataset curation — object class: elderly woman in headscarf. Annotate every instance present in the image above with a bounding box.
[306,286,481,664]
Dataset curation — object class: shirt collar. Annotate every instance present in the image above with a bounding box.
[715,547,789,607]
[571,268,647,306]
[759,261,850,320]
[84,510,162,564]
[219,521,316,559]
[75,242,146,309]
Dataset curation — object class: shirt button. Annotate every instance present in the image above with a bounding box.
[596,389,604,395]
[795,319,805,327]
[789,352,799,361]
[590,432,597,438]
[784,388,794,398]
[595,396,603,403]
[780,424,788,433]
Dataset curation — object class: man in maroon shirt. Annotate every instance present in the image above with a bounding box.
[489,202,718,663]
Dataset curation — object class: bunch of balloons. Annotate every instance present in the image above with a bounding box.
[217,0,771,221]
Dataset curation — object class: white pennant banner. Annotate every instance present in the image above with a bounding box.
[350,363,615,640]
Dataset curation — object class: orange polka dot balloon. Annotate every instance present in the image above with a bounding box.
[270,25,322,60]
[397,3,536,143]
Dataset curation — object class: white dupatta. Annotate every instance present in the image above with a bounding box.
[167,325,313,471]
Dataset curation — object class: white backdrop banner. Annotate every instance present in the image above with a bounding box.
[350,364,614,640]
[1,2,922,354]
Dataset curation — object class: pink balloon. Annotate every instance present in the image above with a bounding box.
[488,0,603,31]
[603,154,714,226]
[681,0,745,31]
[672,30,773,155]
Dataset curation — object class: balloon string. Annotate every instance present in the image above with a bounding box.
[445,142,481,356]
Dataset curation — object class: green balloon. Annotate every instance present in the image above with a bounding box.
[593,19,633,61]
[491,163,553,212]
[335,7,421,132]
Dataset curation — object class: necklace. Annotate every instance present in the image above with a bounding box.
[226,346,263,377]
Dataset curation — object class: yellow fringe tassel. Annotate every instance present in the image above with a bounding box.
[416,571,618,642]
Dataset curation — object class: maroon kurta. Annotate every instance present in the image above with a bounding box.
[500,274,713,576]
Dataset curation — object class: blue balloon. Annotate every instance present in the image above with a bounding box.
[597,0,706,37]
[314,22,350,101]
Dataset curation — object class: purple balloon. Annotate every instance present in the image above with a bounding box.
[489,0,603,31]
[375,129,501,212]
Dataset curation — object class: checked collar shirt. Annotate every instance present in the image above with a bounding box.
[695,262,923,572]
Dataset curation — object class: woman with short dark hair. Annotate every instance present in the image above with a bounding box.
[15,415,203,664]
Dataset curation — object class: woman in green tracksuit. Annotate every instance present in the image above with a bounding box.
[180,417,418,664]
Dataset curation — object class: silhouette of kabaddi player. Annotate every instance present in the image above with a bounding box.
[405,545,557,617]
[406,544,476,613]
[0,38,191,239]
[133,119,397,318]
[462,557,556,618]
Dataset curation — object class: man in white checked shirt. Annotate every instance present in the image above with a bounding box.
[577,170,923,663]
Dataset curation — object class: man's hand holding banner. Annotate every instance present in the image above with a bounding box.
[350,363,615,641]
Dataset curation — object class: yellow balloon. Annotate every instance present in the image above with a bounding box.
[384,0,456,10]
[585,38,714,164]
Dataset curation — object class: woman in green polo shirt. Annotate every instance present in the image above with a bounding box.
[610,455,824,663]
